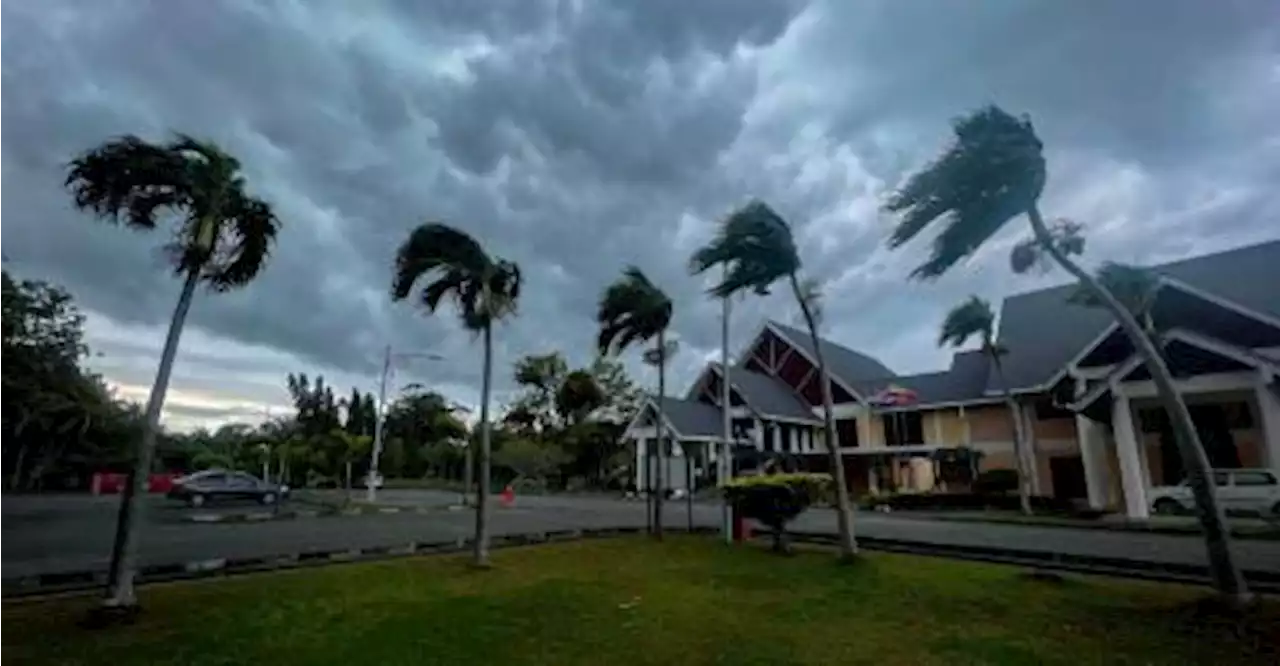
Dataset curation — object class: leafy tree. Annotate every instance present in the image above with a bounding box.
[556,370,606,427]
[511,352,568,431]
[493,437,568,487]
[587,355,644,424]
[66,134,281,612]
[884,105,1246,602]
[392,223,521,567]
[383,389,468,478]
[690,201,859,560]
[597,266,673,538]
[938,296,1032,514]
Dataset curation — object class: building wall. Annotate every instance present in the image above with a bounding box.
[968,404,1016,442]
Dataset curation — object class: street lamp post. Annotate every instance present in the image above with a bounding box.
[368,345,443,503]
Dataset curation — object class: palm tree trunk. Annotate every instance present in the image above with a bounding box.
[474,324,494,567]
[462,444,474,507]
[11,442,30,492]
[989,354,1034,515]
[686,447,695,532]
[103,267,200,609]
[653,330,667,540]
[1027,206,1247,601]
[790,274,857,558]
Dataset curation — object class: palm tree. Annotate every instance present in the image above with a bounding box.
[690,201,858,560]
[66,134,280,613]
[597,267,673,539]
[938,296,1033,514]
[391,223,521,567]
[884,105,1247,602]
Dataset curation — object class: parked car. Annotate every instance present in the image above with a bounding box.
[1149,468,1280,517]
[168,470,289,508]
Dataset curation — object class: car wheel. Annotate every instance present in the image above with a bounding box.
[188,494,207,508]
[1153,498,1183,516]
[259,492,276,506]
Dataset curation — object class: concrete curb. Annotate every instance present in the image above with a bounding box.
[5,525,1276,599]
[885,511,1280,541]
[2,525,661,599]
[177,503,482,524]
[784,529,1280,591]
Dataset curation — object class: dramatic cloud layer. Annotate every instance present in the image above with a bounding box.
[3,0,1277,429]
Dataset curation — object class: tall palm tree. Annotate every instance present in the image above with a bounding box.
[690,201,858,560]
[597,267,673,538]
[884,105,1247,602]
[938,296,1033,514]
[66,134,280,614]
[391,223,521,567]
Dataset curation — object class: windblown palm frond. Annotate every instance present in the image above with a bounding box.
[938,295,995,349]
[1068,262,1160,324]
[66,133,280,288]
[689,200,799,297]
[884,106,1046,280]
[596,266,672,356]
[391,223,520,331]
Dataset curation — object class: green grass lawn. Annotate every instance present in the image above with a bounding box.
[4,538,1274,666]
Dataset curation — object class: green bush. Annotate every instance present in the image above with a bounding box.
[973,468,1019,495]
[724,473,832,528]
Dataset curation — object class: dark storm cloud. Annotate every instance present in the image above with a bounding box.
[2,0,1276,428]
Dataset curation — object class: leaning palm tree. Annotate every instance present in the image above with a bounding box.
[938,296,1033,515]
[884,105,1247,602]
[391,223,521,567]
[66,134,280,615]
[690,201,858,560]
[597,267,673,539]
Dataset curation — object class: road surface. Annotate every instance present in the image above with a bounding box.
[5,493,1279,581]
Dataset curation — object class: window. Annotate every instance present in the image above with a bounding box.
[836,418,859,448]
[1212,471,1230,487]
[883,412,923,447]
[1233,471,1277,486]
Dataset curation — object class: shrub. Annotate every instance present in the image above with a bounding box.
[724,473,832,553]
[864,491,1078,515]
[973,468,1019,495]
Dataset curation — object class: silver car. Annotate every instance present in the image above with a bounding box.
[1149,468,1280,517]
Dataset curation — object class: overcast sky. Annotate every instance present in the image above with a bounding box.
[3,1,1278,431]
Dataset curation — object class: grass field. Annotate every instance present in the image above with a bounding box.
[3,537,1274,665]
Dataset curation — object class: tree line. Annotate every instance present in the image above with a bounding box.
[58,105,1250,614]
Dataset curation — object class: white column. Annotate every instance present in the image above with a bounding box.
[960,405,972,446]
[867,464,879,495]
[635,438,648,493]
[752,419,764,451]
[789,427,800,454]
[1075,414,1110,509]
[931,411,944,445]
[1255,374,1280,472]
[1112,394,1149,518]
[771,423,782,452]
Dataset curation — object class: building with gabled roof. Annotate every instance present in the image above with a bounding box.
[623,239,1280,517]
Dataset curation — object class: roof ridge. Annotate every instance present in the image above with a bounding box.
[1001,238,1280,303]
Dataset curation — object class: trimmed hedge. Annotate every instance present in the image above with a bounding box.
[724,473,832,529]
[863,491,1079,515]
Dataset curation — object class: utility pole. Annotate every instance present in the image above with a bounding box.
[371,345,389,502]
[368,345,443,503]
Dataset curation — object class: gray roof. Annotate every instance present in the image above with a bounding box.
[769,321,896,388]
[853,350,996,408]
[720,364,821,422]
[989,239,1280,392]
[652,397,723,439]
